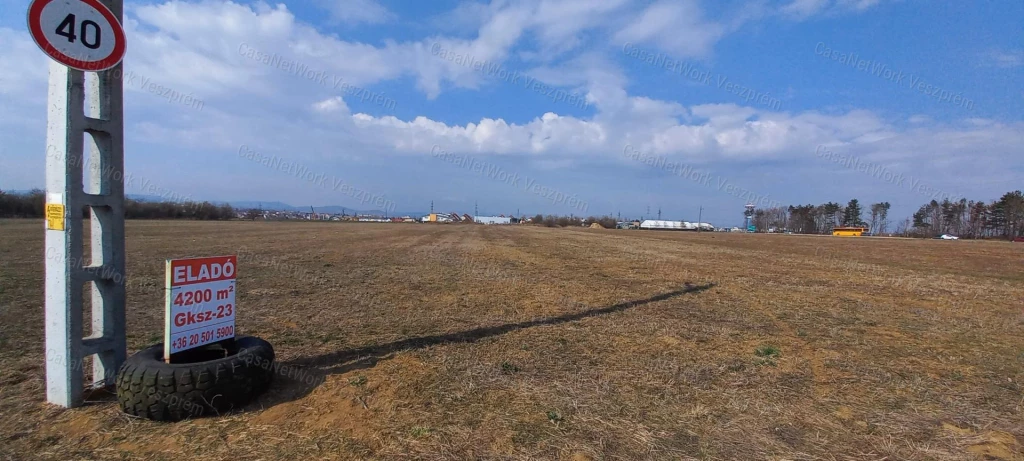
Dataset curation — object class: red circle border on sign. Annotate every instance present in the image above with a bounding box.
[27,0,127,72]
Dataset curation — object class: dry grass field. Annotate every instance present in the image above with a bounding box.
[1,219,1023,460]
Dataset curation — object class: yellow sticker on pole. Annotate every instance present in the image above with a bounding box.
[45,204,65,231]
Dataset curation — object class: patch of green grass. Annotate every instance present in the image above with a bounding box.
[410,426,431,437]
[754,345,781,367]
[501,361,520,374]
[546,410,564,424]
[348,375,368,387]
[755,345,781,358]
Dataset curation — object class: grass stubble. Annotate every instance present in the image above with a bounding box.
[0,220,1021,460]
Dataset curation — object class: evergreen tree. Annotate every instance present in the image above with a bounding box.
[842,199,864,226]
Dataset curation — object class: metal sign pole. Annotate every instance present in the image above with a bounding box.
[43,0,126,408]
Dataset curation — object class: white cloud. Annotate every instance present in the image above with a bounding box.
[0,0,1018,219]
[529,0,632,57]
[313,96,349,113]
[982,49,1024,68]
[615,0,726,58]
[780,0,830,18]
[0,28,49,97]
[837,0,884,11]
[780,0,888,19]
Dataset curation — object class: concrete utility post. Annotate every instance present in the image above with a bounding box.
[40,0,127,408]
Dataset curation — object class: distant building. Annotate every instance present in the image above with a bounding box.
[475,216,512,225]
[641,220,689,230]
[639,220,713,231]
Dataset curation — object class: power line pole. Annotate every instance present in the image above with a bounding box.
[43,0,127,407]
[697,205,703,233]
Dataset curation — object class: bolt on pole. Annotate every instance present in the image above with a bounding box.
[44,0,127,408]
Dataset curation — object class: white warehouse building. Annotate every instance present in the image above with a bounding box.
[475,216,512,225]
[640,220,713,231]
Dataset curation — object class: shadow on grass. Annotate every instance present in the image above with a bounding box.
[252,283,715,408]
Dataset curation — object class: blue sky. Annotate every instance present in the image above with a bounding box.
[1,0,1021,225]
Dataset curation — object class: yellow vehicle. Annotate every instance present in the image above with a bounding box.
[832,227,868,236]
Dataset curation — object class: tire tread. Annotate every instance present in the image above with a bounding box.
[115,336,274,422]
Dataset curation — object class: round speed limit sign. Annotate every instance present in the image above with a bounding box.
[27,0,127,72]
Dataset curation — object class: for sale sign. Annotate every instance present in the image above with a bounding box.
[164,256,237,360]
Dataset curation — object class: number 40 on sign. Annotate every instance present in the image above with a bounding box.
[27,0,128,72]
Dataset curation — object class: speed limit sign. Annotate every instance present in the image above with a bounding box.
[27,0,127,72]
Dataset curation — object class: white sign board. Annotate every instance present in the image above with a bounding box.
[165,256,237,359]
[27,0,128,72]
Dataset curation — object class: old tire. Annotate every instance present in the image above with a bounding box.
[115,336,275,422]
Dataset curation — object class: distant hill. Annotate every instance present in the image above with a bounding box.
[227,202,424,216]
[218,201,298,211]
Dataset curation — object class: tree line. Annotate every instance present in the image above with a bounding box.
[530,215,618,228]
[752,191,1024,239]
[0,189,236,220]
[7,186,1022,238]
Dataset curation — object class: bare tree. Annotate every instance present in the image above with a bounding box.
[878,202,890,234]
[896,217,911,236]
